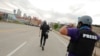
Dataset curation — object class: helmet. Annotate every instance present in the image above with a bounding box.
[78,15,92,25]
[43,21,47,23]
[42,21,47,25]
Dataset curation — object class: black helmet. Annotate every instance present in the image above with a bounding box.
[42,21,47,25]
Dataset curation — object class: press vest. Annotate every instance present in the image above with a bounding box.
[67,29,98,56]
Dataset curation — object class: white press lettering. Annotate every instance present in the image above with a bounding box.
[83,34,97,40]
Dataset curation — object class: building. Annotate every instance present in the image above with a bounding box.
[30,17,42,26]
[23,13,27,18]
[13,9,16,15]
[16,9,21,17]
[0,11,4,17]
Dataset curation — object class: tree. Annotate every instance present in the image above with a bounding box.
[0,16,2,20]
[54,23,59,30]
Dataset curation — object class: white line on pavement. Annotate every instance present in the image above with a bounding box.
[52,32,67,47]
[55,36,67,47]
[7,41,27,56]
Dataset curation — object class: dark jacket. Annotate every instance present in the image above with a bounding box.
[40,23,50,34]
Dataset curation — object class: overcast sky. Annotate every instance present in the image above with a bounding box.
[0,0,100,25]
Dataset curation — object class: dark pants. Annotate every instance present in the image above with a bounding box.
[68,52,76,56]
[40,33,48,47]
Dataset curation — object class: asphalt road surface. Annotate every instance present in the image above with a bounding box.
[0,22,69,56]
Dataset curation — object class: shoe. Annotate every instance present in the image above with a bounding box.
[42,46,44,51]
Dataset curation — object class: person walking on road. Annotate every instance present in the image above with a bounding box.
[60,15,100,56]
[40,21,50,51]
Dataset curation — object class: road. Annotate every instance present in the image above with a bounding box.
[0,22,69,56]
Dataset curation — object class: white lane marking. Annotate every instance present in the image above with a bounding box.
[52,32,67,47]
[7,41,27,56]
[55,36,67,46]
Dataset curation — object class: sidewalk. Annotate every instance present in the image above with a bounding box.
[93,47,100,56]
[53,30,100,56]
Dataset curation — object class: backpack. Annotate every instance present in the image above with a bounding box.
[40,24,50,32]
